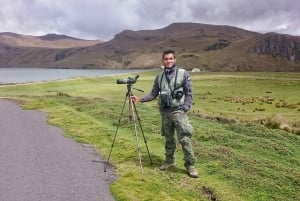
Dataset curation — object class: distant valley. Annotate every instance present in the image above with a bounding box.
[1,23,300,71]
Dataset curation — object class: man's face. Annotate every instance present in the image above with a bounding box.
[163,53,176,68]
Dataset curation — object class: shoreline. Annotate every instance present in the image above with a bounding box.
[0,68,154,86]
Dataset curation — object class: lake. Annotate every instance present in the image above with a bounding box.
[0,68,145,84]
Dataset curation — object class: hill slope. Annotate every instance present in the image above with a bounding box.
[0,23,300,71]
[0,32,101,48]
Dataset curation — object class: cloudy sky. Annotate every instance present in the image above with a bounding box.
[1,0,299,41]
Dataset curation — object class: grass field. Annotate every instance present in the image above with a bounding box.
[0,71,299,201]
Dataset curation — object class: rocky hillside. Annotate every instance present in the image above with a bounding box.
[0,23,300,71]
[0,32,101,48]
[252,33,300,62]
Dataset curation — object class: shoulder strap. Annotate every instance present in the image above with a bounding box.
[173,68,179,90]
[159,71,165,92]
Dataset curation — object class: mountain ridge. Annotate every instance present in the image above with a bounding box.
[0,32,101,48]
[1,22,299,71]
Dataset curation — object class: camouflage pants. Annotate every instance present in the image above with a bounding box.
[160,110,195,168]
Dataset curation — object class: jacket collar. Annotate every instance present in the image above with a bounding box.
[164,65,177,74]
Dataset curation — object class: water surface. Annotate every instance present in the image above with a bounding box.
[0,68,143,84]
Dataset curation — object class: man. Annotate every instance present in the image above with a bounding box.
[131,49,198,178]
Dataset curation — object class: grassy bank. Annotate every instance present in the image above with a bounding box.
[0,71,299,201]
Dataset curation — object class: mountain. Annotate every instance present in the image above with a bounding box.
[1,23,300,71]
[0,32,101,48]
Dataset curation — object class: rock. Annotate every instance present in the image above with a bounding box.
[192,68,201,72]
[253,33,300,62]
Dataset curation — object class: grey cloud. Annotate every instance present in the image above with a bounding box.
[0,0,300,40]
[188,0,300,35]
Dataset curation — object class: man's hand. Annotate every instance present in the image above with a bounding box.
[131,96,141,103]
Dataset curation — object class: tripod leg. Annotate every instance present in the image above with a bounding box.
[132,101,153,165]
[129,93,145,180]
[104,94,128,172]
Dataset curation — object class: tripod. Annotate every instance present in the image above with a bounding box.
[104,83,153,180]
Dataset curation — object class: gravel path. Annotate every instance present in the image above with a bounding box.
[0,99,115,201]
